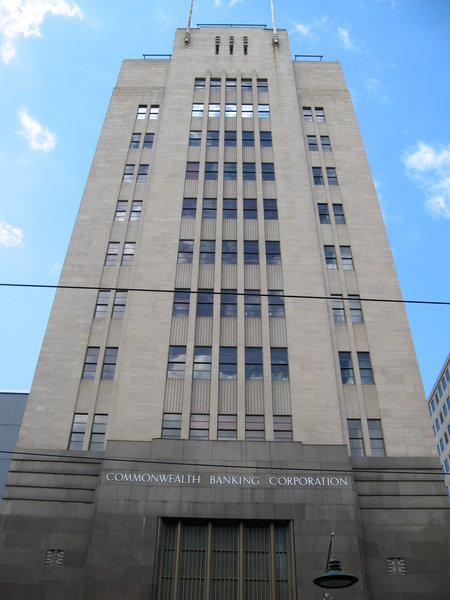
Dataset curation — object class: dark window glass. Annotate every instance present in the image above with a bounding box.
[273,415,293,441]
[246,415,264,440]
[348,419,364,456]
[137,164,149,182]
[260,132,272,147]
[82,346,99,379]
[121,242,135,265]
[241,79,252,92]
[162,413,182,439]
[194,78,206,90]
[307,135,318,151]
[321,135,331,151]
[112,290,127,318]
[95,290,110,318]
[130,133,141,149]
[101,347,118,380]
[189,130,202,146]
[123,164,134,182]
[327,167,338,185]
[207,131,219,146]
[177,239,194,264]
[303,106,313,121]
[257,79,268,92]
[68,413,88,450]
[167,346,186,379]
[218,415,237,440]
[210,78,221,90]
[263,199,278,220]
[182,198,196,218]
[105,242,120,266]
[144,133,154,149]
[190,414,209,439]
[225,78,236,90]
[205,162,218,180]
[244,290,261,318]
[219,347,237,379]
[318,203,330,224]
[114,201,127,221]
[268,290,285,318]
[261,162,275,180]
[245,347,263,380]
[324,245,337,269]
[202,198,217,219]
[244,241,259,264]
[186,162,199,180]
[130,200,142,221]
[271,347,289,380]
[349,295,363,323]
[224,131,237,147]
[197,289,214,317]
[266,241,281,265]
[193,346,212,380]
[242,131,254,146]
[221,290,237,317]
[223,198,237,219]
[199,240,215,264]
[89,414,108,451]
[243,163,256,180]
[339,352,354,384]
[333,203,345,224]
[222,240,237,264]
[244,198,257,219]
[224,162,237,180]
[173,289,190,317]
[368,419,385,456]
[340,245,353,270]
[358,352,374,384]
[331,295,345,323]
[315,107,325,122]
[312,166,323,185]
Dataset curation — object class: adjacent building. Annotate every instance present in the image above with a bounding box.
[0,392,28,500]
[1,25,449,600]
[427,353,450,498]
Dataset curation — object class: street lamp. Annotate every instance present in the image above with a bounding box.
[313,533,359,590]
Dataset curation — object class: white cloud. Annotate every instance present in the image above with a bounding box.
[18,108,55,151]
[337,26,361,53]
[0,220,23,247]
[0,0,83,64]
[295,23,311,37]
[403,142,450,220]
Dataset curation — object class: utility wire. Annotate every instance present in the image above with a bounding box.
[0,282,448,306]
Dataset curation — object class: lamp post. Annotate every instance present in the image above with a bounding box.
[313,533,359,590]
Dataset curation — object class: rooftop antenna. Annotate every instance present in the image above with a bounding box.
[270,0,279,46]
[185,0,194,44]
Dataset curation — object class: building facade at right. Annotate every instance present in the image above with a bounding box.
[427,353,450,498]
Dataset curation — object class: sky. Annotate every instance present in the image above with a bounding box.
[0,0,448,396]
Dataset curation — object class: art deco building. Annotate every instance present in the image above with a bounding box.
[1,25,449,600]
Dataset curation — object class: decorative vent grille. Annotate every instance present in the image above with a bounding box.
[44,549,64,567]
[387,557,406,575]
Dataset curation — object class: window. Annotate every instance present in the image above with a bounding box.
[326,167,338,185]
[315,107,325,122]
[318,203,330,224]
[241,79,252,92]
[136,105,147,120]
[122,164,134,182]
[243,163,256,181]
[260,131,272,147]
[246,415,264,440]
[192,103,204,117]
[324,245,337,269]
[224,162,237,180]
[262,162,275,180]
[223,198,236,219]
[244,198,257,218]
[219,347,237,379]
[321,135,331,151]
[244,241,259,264]
[190,414,209,440]
[208,103,220,118]
[225,78,236,91]
[221,289,237,317]
[177,240,194,264]
[210,78,221,91]
[307,135,318,151]
[348,419,364,457]
[144,133,154,149]
[162,413,182,439]
[114,200,127,221]
[331,294,345,323]
[303,106,313,121]
[95,290,110,318]
[121,242,135,265]
[271,347,289,380]
[358,352,374,384]
[224,131,236,147]
[339,351,354,384]
[266,241,281,265]
[182,198,196,218]
[112,291,127,318]
[130,200,142,221]
[82,347,99,380]
[215,37,220,54]
[222,240,237,264]
[193,346,212,379]
[185,162,199,180]
[312,166,323,185]
[89,414,108,451]
[206,130,219,146]
[268,290,285,318]
[264,199,278,220]
[105,242,120,266]
[194,78,206,90]
[368,419,385,456]
[199,240,215,264]
[130,133,141,149]
[258,104,270,118]
[189,130,202,146]
[349,295,363,323]
[137,164,149,182]
[273,416,293,441]
[173,289,190,317]
[197,289,214,317]
[101,347,118,379]
[218,415,237,440]
[257,79,268,92]
[205,162,218,180]
[333,203,345,224]
[245,289,261,317]
[225,104,236,118]
[68,413,88,450]
[242,131,254,146]
[202,198,216,219]
[167,346,186,379]
[246,347,263,380]
[340,245,353,270]
[242,104,254,118]
[149,105,159,120]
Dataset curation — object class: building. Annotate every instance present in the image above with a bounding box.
[1,25,449,600]
[427,353,450,498]
[0,392,28,500]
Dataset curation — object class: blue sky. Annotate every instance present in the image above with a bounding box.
[0,0,448,395]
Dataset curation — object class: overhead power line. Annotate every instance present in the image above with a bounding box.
[0,282,448,306]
